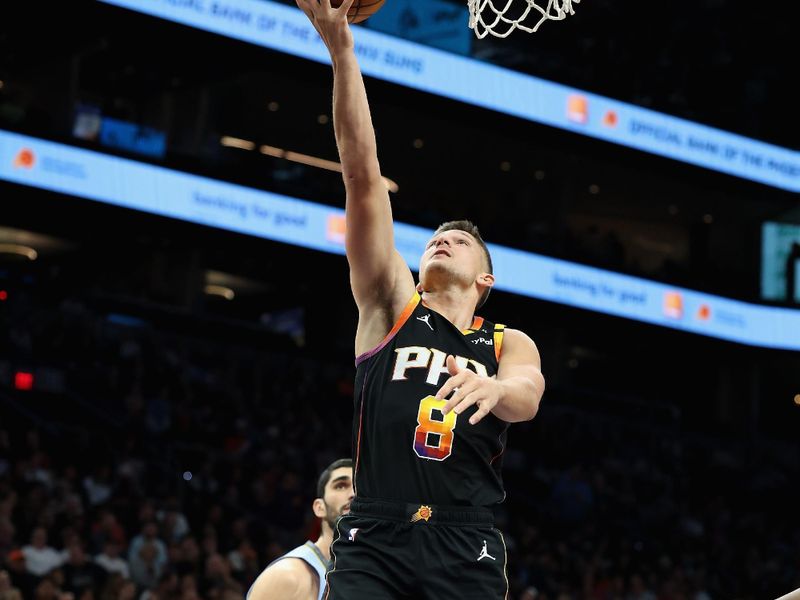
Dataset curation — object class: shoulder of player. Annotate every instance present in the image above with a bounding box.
[248,557,316,600]
[498,328,541,361]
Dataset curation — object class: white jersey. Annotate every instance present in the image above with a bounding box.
[247,541,330,600]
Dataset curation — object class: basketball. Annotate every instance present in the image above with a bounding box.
[331,0,386,24]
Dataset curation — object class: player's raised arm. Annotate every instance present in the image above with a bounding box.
[296,0,414,314]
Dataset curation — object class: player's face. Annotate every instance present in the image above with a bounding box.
[322,467,354,526]
[420,230,486,283]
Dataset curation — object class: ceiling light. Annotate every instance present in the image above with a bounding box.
[0,244,38,260]
[258,144,399,193]
[220,136,256,151]
[285,150,343,172]
[204,285,235,300]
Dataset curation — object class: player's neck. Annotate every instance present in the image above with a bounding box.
[315,527,334,561]
[421,290,476,331]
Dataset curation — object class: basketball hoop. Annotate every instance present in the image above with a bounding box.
[468,0,580,38]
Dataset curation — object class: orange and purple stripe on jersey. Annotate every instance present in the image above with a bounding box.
[355,292,421,367]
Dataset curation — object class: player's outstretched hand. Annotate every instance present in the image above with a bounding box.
[437,355,502,425]
[295,0,356,55]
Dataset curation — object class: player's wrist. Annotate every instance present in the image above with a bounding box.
[329,41,357,63]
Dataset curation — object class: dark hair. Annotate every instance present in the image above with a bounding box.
[433,220,493,309]
[316,458,353,498]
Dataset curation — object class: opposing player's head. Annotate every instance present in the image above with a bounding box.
[313,458,354,532]
[418,220,494,309]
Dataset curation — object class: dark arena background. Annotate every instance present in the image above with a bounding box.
[1,1,799,599]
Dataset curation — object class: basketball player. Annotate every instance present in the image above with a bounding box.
[295,1,545,598]
[247,459,354,600]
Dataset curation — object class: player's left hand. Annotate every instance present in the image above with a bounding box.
[437,355,503,425]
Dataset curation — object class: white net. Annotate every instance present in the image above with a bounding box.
[468,0,580,38]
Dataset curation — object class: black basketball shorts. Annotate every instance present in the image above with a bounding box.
[324,497,508,600]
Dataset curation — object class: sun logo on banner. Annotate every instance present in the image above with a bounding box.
[13,148,36,169]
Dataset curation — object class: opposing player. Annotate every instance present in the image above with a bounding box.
[295,1,545,598]
[248,459,353,600]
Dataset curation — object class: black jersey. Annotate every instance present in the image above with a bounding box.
[352,292,509,507]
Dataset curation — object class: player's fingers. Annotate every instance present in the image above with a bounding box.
[452,391,480,416]
[469,402,492,425]
[339,0,357,14]
[295,0,313,17]
[436,371,468,401]
[435,374,460,401]
[441,379,479,414]
[441,393,459,415]
[446,354,460,376]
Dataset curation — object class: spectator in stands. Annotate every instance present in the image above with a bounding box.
[0,520,15,562]
[627,573,656,600]
[22,527,63,578]
[90,512,126,553]
[172,537,201,578]
[94,541,128,580]
[116,579,137,600]
[201,553,242,598]
[82,467,113,508]
[0,569,22,600]
[61,542,102,596]
[129,542,163,591]
[156,498,189,545]
[127,522,166,573]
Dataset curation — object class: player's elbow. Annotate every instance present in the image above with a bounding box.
[341,153,382,184]
[523,396,540,422]
[343,169,383,192]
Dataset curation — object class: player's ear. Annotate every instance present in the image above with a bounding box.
[416,281,424,293]
[477,273,495,288]
[312,498,326,518]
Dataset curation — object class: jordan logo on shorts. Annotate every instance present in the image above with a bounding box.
[477,540,496,561]
[416,314,434,331]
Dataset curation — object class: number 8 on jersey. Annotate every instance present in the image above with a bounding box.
[413,395,457,461]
